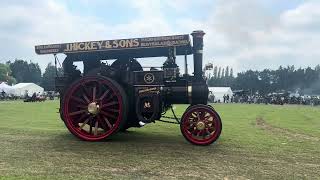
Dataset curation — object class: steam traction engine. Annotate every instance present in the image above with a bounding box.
[35,30,222,145]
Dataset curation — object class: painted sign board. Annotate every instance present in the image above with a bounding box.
[35,34,190,55]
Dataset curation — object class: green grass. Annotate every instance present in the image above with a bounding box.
[0,101,319,179]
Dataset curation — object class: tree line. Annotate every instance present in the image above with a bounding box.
[2,59,320,95]
[207,65,320,95]
[0,59,62,91]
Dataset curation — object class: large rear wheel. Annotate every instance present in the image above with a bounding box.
[180,105,222,145]
[62,76,127,141]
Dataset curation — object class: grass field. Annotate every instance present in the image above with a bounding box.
[0,101,319,179]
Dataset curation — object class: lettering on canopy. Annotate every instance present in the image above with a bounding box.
[35,34,190,55]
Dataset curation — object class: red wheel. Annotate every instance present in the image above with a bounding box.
[62,76,127,141]
[180,105,222,145]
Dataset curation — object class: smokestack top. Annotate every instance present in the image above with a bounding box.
[191,30,205,38]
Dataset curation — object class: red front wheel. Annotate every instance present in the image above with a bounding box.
[62,76,127,141]
[180,105,222,145]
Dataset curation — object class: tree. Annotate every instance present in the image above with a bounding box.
[0,63,16,85]
[213,66,218,78]
[8,60,42,84]
[218,67,221,79]
[234,70,260,92]
[258,69,272,95]
[27,62,42,84]
[221,68,225,78]
[207,64,320,95]
[41,63,63,91]
[9,60,29,83]
[0,63,9,81]
[225,66,229,77]
[7,76,17,85]
[230,68,234,78]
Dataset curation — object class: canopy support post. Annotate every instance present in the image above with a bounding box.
[184,51,188,75]
[54,54,58,77]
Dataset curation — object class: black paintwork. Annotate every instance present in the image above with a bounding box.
[51,31,208,126]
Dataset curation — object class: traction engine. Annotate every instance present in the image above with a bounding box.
[35,30,222,145]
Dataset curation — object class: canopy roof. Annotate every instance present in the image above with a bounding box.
[35,34,193,59]
[208,87,233,102]
[12,83,36,89]
[0,82,11,88]
[0,82,14,94]
[209,87,233,94]
[12,83,44,96]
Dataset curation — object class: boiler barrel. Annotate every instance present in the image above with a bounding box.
[165,82,209,105]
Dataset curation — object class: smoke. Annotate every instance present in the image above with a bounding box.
[303,76,320,95]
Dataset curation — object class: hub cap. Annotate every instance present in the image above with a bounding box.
[196,121,205,130]
[88,102,99,115]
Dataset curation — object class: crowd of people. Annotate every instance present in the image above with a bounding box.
[232,94,320,106]
[0,90,58,102]
[0,90,19,101]
[209,91,320,106]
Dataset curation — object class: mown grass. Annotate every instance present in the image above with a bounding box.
[0,101,319,179]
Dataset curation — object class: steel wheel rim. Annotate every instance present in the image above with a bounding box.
[182,107,221,145]
[63,77,123,141]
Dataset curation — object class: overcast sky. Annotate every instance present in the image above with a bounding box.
[0,0,319,73]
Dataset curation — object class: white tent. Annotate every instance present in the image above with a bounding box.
[208,87,233,103]
[12,83,44,97]
[0,82,14,94]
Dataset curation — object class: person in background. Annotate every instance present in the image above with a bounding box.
[31,92,37,101]
[24,90,29,99]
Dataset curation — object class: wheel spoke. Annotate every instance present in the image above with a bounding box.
[101,101,118,108]
[100,110,117,120]
[79,118,91,130]
[92,86,97,102]
[186,129,193,135]
[189,123,195,128]
[99,89,110,100]
[80,84,94,102]
[83,94,90,103]
[209,126,216,132]
[71,96,86,105]
[202,130,208,138]
[94,120,98,136]
[81,84,91,97]
[74,113,89,123]
[104,93,115,102]
[199,110,206,120]
[196,112,201,121]
[104,117,113,129]
[96,81,104,98]
[97,115,108,130]
[204,115,212,122]
[105,108,119,113]
[89,119,93,134]
[76,104,88,109]
[191,112,197,118]
[196,130,201,136]
[205,128,211,135]
[69,109,87,116]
